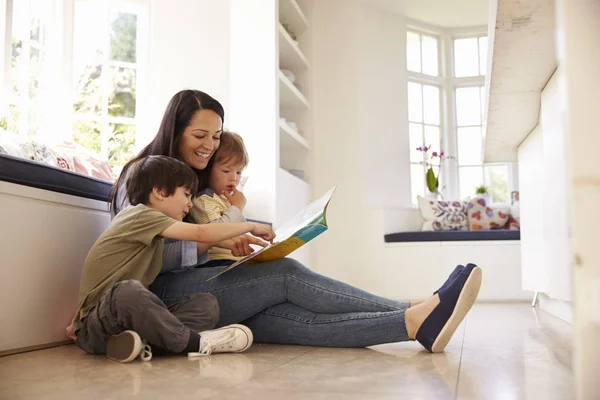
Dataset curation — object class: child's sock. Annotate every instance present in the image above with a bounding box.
[186,332,201,353]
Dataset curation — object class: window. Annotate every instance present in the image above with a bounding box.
[406,31,442,202]
[406,30,511,205]
[1,0,147,180]
[408,82,441,201]
[6,0,54,136]
[406,31,439,76]
[72,0,142,177]
[453,36,487,77]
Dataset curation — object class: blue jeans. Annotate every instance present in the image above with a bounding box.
[149,258,411,347]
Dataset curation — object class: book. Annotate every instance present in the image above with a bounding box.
[207,186,337,281]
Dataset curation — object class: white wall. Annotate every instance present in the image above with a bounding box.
[518,69,572,305]
[0,182,111,354]
[137,0,231,148]
[228,0,278,224]
[556,0,600,397]
[310,0,528,301]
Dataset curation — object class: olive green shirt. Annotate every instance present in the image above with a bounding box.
[73,204,177,331]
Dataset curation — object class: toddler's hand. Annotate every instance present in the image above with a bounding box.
[221,187,247,210]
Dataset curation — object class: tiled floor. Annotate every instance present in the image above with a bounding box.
[0,304,573,400]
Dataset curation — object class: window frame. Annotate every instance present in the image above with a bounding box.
[406,27,445,204]
[406,24,514,206]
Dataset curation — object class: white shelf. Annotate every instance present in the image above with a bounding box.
[278,166,309,186]
[279,120,309,152]
[278,23,309,70]
[279,70,309,109]
[278,0,309,36]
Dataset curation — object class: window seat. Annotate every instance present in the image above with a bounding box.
[0,154,112,202]
[384,230,520,243]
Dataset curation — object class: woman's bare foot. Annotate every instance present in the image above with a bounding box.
[405,295,440,339]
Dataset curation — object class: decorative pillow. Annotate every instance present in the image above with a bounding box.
[505,215,520,230]
[467,198,510,230]
[417,196,469,231]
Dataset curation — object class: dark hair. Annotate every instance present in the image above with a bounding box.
[126,156,198,206]
[213,131,249,168]
[110,89,224,211]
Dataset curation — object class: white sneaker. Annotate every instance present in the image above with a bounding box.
[106,330,152,363]
[188,324,253,358]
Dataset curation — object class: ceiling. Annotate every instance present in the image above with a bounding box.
[363,0,489,28]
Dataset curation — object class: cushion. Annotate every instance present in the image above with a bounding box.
[505,215,520,230]
[467,198,510,230]
[417,196,469,231]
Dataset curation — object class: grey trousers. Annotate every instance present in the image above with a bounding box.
[76,280,219,355]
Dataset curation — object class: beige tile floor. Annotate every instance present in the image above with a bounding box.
[0,304,573,400]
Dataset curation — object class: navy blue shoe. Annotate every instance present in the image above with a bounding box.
[416,263,482,353]
[433,264,464,295]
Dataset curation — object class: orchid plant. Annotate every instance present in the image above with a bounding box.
[416,144,446,196]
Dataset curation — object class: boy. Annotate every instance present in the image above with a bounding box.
[73,155,275,362]
[189,131,250,263]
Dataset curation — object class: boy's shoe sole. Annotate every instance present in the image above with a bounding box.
[107,331,143,363]
[431,266,482,353]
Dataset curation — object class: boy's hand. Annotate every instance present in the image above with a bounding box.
[218,234,269,257]
[220,187,247,210]
[251,223,276,242]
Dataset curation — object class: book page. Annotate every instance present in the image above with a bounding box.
[272,186,336,241]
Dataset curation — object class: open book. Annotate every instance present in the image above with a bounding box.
[207,186,337,281]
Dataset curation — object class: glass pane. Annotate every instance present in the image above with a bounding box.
[30,0,51,45]
[456,87,482,126]
[421,35,438,76]
[480,86,486,122]
[73,0,106,115]
[10,38,23,95]
[73,66,103,115]
[29,47,44,99]
[110,12,138,63]
[108,123,136,177]
[459,166,484,199]
[73,119,102,154]
[407,32,421,73]
[411,164,425,203]
[423,85,440,125]
[408,82,423,123]
[457,127,482,166]
[485,165,509,203]
[7,104,20,134]
[454,38,479,77]
[409,123,424,163]
[109,67,137,117]
[27,100,42,136]
[479,36,488,75]
[424,126,441,166]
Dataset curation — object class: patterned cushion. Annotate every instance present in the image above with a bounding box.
[467,197,510,230]
[417,196,469,231]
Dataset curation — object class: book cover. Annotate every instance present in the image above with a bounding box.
[206,186,337,281]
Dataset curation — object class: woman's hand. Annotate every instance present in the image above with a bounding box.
[220,187,247,211]
[217,234,270,257]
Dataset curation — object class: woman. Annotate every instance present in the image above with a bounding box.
[112,90,482,352]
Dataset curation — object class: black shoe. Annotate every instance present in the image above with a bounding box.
[416,263,482,353]
[433,264,464,294]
